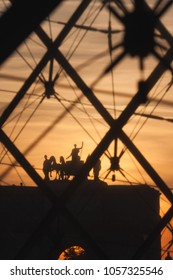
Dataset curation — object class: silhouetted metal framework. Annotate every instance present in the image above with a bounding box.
[0,0,63,64]
[0,0,173,259]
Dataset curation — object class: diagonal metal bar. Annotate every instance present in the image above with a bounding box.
[144,1,173,46]
[132,205,173,259]
[112,0,128,14]
[105,0,125,24]
[52,0,92,48]
[0,128,108,259]
[157,0,173,18]
[119,130,173,204]
[0,51,51,127]
[0,0,92,127]
[0,0,63,65]
[119,129,173,257]
[117,46,173,128]
[156,19,173,46]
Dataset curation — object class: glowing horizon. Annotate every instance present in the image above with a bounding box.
[0,0,173,259]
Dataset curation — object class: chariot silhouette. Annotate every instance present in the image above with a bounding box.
[50,155,84,180]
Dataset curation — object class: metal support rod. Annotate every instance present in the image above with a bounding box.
[52,0,92,48]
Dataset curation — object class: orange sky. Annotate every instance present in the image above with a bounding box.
[0,0,173,258]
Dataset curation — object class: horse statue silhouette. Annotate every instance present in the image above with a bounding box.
[49,155,84,180]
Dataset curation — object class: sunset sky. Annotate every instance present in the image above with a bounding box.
[0,0,173,257]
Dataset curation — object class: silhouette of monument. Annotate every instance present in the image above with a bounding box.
[0,181,161,260]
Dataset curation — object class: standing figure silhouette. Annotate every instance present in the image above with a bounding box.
[43,155,51,180]
[66,142,83,162]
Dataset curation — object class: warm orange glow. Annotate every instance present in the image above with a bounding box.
[57,246,85,260]
[0,0,173,260]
